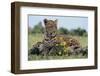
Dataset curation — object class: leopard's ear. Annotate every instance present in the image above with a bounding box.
[55,19,57,29]
[55,19,57,23]
[44,19,48,24]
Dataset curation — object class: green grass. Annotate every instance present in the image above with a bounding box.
[28,33,88,60]
[28,33,44,49]
[72,36,88,47]
[28,54,87,61]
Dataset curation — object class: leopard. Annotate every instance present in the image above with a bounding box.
[43,18,80,47]
[42,18,81,55]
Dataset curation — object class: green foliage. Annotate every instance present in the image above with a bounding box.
[70,27,88,36]
[31,22,44,34]
[28,21,88,37]
[58,27,69,35]
[58,27,87,36]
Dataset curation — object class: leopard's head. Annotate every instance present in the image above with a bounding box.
[44,19,58,38]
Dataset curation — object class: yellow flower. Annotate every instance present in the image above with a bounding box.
[63,47,67,52]
[60,41,66,46]
[63,42,66,46]
[64,49,66,53]
[60,37,63,41]
[56,44,59,46]
[59,51,61,55]
[60,43,64,46]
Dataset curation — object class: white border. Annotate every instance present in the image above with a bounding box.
[20,7,95,70]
